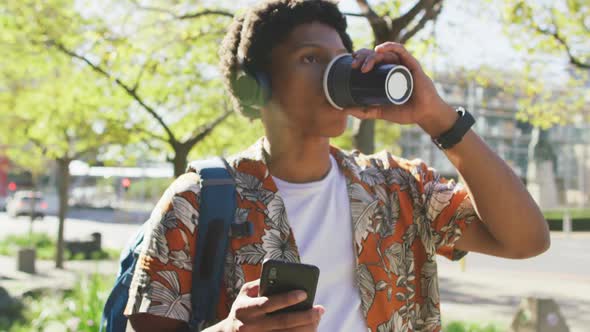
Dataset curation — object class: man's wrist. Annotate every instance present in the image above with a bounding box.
[417,102,458,138]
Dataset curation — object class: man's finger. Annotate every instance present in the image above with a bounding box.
[375,42,420,71]
[262,306,323,330]
[379,51,401,65]
[361,53,384,73]
[258,290,308,314]
[351,48,372,69]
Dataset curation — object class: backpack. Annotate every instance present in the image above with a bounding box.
[100,157,251,331]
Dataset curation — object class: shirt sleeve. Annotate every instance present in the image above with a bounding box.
[407,159,480,261]
[124,172,202,322]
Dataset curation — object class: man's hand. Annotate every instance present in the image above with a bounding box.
[344,42,458,138]
[214,279,324,332]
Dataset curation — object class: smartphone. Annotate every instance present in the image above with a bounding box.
[259,259,320,314]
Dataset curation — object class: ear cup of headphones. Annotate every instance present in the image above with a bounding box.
[234,64,272,110]
[253,71,271,104]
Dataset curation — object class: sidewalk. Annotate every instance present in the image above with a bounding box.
[438,252,590,332]
[0,255,118,298]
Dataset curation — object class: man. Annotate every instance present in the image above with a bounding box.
[125,0,550,331]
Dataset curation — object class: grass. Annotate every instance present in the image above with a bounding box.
[443,320,506,332]
[2,272,114,332]
[0,232,120,261]
[543,208,590,220]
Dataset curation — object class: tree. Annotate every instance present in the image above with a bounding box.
[501,0,589,70]
[1,1,138,267]
[498,0,589,127]
[0,47,133,268]
[2,0,261,177]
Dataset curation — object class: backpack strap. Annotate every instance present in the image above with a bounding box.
[188,157,237,331]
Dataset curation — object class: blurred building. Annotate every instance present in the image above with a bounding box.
[398,74,590,209]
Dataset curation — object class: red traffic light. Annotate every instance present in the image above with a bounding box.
[8,182,17,191]
[121,178,131,188]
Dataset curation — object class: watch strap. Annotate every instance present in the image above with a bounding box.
[432,107,475,150]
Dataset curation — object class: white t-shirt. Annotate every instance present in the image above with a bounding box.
[272,155,367,331]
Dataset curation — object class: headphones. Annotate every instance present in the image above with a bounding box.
[234,59,272,110]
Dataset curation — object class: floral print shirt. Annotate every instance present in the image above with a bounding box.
[125,137,478,331]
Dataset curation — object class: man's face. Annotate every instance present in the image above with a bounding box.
[265,22,349,137]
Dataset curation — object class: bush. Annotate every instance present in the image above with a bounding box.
[6,272,114,332]
[0,233,54,258]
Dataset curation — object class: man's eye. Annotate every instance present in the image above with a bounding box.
[301,55,318,64]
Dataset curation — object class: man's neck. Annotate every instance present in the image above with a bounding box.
[264,134,332,184]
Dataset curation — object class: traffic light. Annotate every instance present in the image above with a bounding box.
[122,178,131,192]
[8,182,16,192]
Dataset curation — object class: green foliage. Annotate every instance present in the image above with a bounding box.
[498,0,589,127]
[375,121,402,155]
[0,233,54,258]
[372,1,402,19]
[189,113,265,159]
[331,126,355,151]
[443,320,505,332]
[0,0,261,175]
[6,272,113,332]
[0,233,119,261]
[123,177,173,201]
[0,0,135,167]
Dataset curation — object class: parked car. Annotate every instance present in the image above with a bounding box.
[6,191,48,219]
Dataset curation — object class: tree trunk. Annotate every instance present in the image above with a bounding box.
[353,119,375,154]
[352,0,444,154]
[55,157,71,269]
[172,144,191,178]
[28,174,38,243]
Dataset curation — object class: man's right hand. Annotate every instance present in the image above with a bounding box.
[215,279,325,332]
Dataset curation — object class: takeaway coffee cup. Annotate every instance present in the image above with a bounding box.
[323,53,413,110]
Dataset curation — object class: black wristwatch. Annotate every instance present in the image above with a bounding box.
[431,107,475,150]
